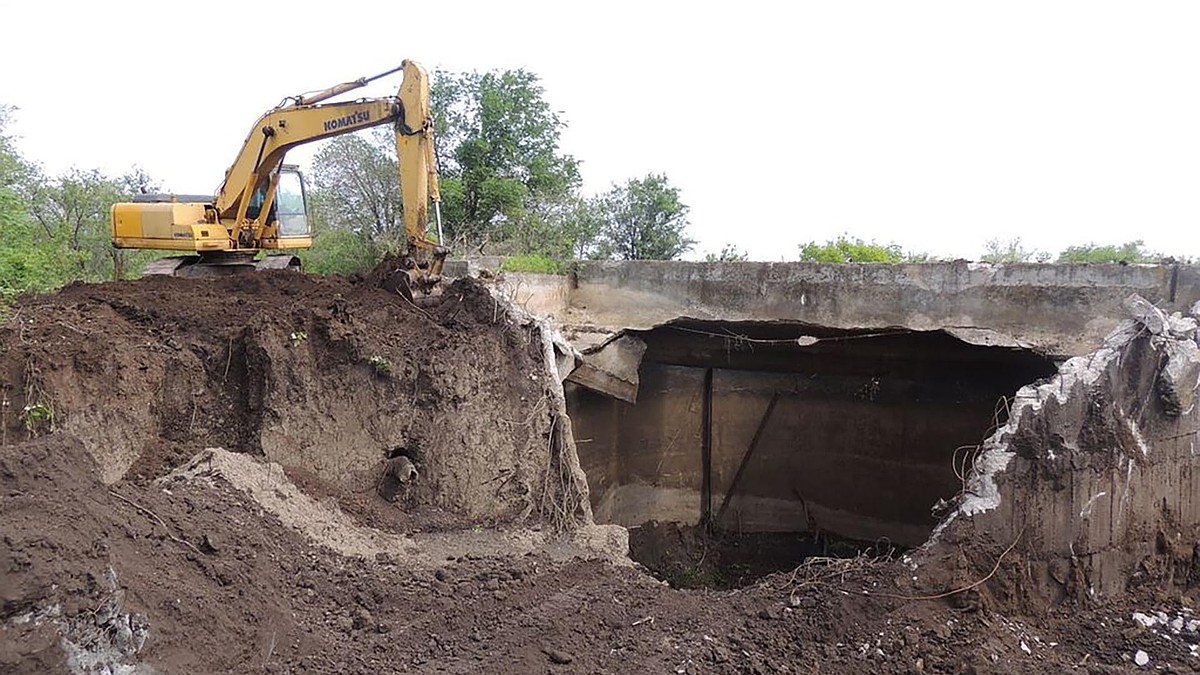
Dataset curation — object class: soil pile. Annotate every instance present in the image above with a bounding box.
[0,270,587,527]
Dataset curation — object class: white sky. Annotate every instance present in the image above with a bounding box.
[3,1,1198,261]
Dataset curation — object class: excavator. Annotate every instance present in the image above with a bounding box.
[109,60,448,298]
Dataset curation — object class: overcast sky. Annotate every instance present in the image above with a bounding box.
[3,1,1198,261]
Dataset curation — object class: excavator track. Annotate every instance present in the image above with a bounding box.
[140,254,300,278]
[254,255,302,271]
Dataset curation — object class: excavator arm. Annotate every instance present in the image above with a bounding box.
[216,60,442,256]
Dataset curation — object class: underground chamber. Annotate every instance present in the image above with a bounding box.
[565,319,1058,587]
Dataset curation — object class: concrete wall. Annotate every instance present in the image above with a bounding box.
[494,272,570,319]
[569,261,1200,358]
[441,260,571,321]
[570,328,1057,546]
[447,260,1200,358]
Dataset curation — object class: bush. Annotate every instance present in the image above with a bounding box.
[1056,240,1159,264]
[296,229,380,276]
[500,254,564,274]
[799,236,915,263]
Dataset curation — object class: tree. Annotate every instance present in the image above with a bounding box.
[28,168,123,278]
[505,195,604,260]
[309,130,404,244]
[0,107,73,300]
[301,68,582,263]
[799,236,904,263]
[431,69,580,251]
[981,238,1049,263]
[595,174,693,260]
[3,105,166,286]
[1056,240,1160,264]
[0,106,37,191]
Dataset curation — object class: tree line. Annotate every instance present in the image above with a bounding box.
[0,105,170,303]
[794,236,1185,264]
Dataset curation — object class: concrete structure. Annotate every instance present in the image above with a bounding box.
[465,259,1200,563]
[567,260,1200,357]
[927,301,1200,601]
[567,323,1057,546]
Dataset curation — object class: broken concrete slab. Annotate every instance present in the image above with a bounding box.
[924,294,1200,604]
[1123,293,1171,336]
[566,334,647,403]
[1159,339,1200,417]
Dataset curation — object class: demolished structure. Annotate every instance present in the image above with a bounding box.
[6,259,1200,673]
[926,295,1200,605]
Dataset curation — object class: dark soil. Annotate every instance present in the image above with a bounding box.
[6,433,1198,673]
[3,268,1200,673]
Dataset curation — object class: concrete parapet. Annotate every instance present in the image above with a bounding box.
[569,261,1200,358]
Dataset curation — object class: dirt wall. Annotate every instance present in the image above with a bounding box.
[0,271,588,529]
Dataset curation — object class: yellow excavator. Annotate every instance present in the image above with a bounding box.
[110,60,448,297]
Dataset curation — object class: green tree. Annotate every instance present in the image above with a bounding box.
[296,190,384,275]
[980,237,1049,263]
[309,130,404,244]
[0,106,73,300]
[1056,240,1160,264]
[28,168,122,278]
[302,68,582,264]
[509,195,610,260]
[799,236,904,263]
[0,106,37,191]
[595,174,693,260]
[25,167,168,281]
[431,68,580,251]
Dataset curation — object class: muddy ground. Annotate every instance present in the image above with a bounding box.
[2,267,1199,673]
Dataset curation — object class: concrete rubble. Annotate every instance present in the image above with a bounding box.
[925,294,1200,603]
[564,334,647,404]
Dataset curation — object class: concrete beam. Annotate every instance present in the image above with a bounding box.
[569,261,1200,358]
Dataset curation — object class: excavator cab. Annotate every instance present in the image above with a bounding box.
[245,165,312,241]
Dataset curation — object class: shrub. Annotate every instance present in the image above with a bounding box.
[500,254,564,275]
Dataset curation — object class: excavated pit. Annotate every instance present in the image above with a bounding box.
[567,319,1057,586]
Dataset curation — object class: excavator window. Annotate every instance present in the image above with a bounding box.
[245,182,268,221]
[275,170,310,237]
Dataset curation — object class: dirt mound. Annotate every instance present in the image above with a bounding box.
[0,431,613,674]
[0,270,586,528]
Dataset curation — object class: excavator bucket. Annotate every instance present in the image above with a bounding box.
[371,250,448,307]
[378,265,416,303]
